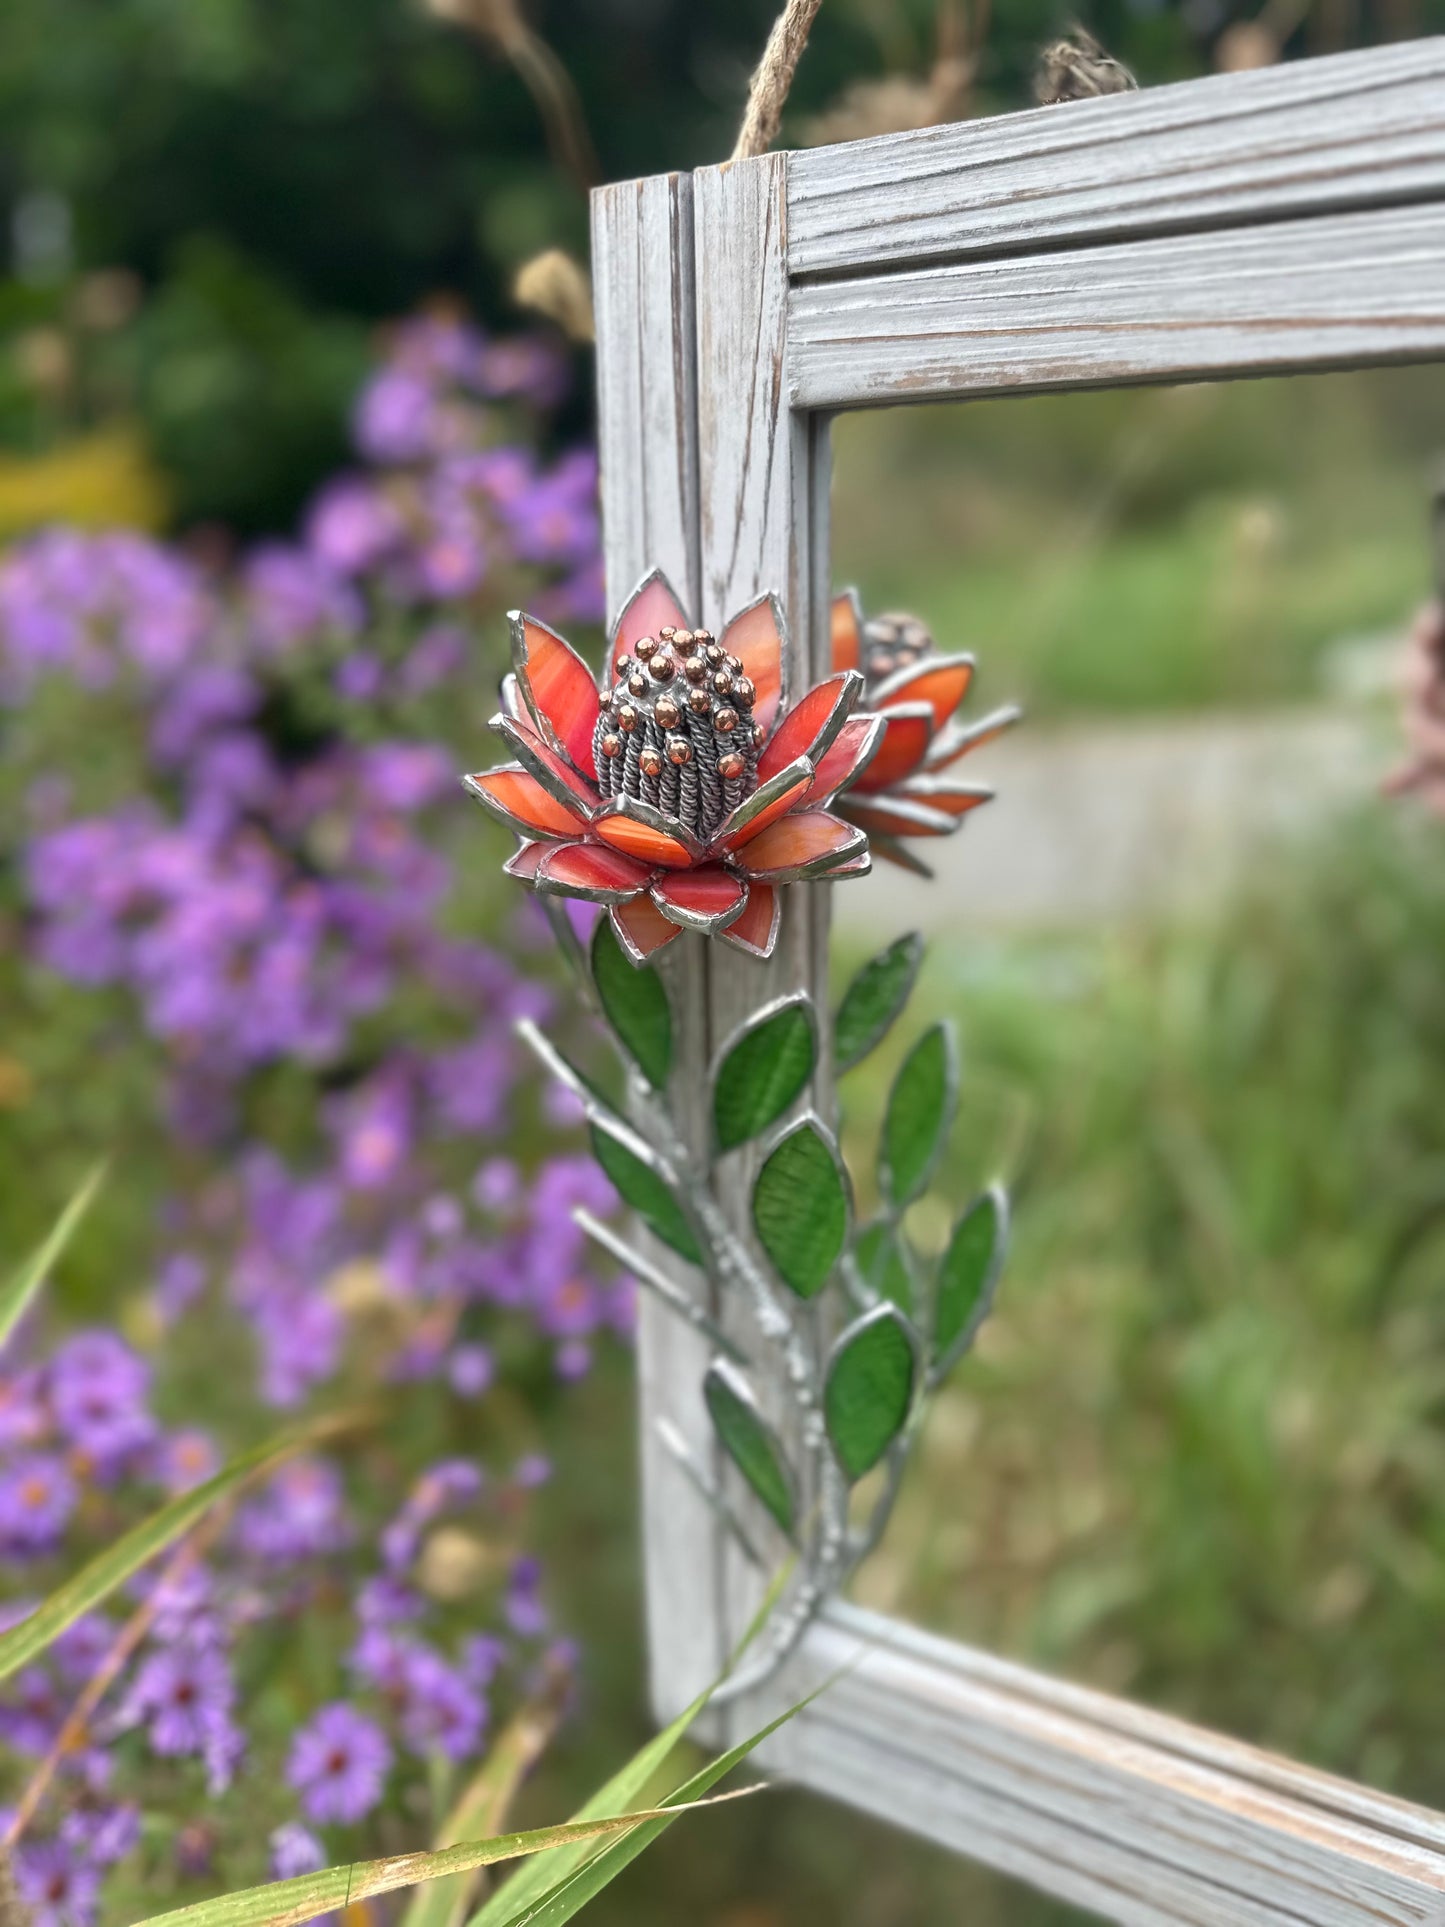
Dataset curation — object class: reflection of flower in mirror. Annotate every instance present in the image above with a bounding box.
[466,570,881,964]
[828,589,1021,874]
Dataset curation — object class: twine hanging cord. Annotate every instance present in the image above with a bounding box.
[731,0,827,161]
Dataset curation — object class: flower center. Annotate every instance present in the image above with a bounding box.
[861,611,935,691]
[593,626,758,845]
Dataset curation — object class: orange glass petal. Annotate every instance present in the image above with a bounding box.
[719,597,785,735]
[830,591,862,674]
[594,812,698,871]
[807,714,882,802]
[615,574,690,656]
[504,840,546,881]
[925,705,1022,772]
[840,797,954,840]
[719,882,779,959]
[882,658,974,733]
[470,767,588,839]
[652,864,747,930]
[716,766,813,852]
[898,782,993,818]
[517,615,601,780]
[850,709,933,794]
[505,714,601,814]
[757,674,853,784]
[611,892,684,962]
[737,809,862,878]
[536,841,654,899]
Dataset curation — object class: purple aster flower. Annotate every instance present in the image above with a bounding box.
[122,1639,236,1759]
[460,1635,507,1690]
[511,1453,551,1489]
[270,1821,328,1879]
[153,1428,219,1495]
[0,1452,77,1555]
[0,1664,63,1753]
[242,544,360,656]
[49,1330,154,1472]
[154,1251,207,1325]
[13,1838,101,1927]
[233,1456,353,1565]
[472,1159,520,1214]
[396,1644,486,1764]
[355,1575,424,1627]
[288,1702,392,1825]
[306,476,402,575]
[504,1556,549,1639]
[0,1366,49,1449]
[50,1614,115,1685]
[59,1803,140,1868]
[447,1344,494,1399]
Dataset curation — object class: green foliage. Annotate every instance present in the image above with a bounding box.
[703,1363,794,1535]
[834,932,923,1072]
[824,1307,917,1482]
[587,1119,700,1266]
[712,998,816,1154]
[591,918,672,1090]
[932,1187,1008,1378]
[751,1120,849,1300]
[879,1024,957,1210]
[0,1161,103,1351]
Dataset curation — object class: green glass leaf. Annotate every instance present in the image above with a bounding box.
[933,1185,1009,1378]
[835,932,924,1072]
[751,1119,848,1299]
[824,1305,918,1482]
[703,1362,794,1533]
[879,1023,957,1210]
[853,1219,914,1315]
[591,915,672,1089]
[712,997,816,1153]
[588,1120,701,1265]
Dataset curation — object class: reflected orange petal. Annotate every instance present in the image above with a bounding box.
[736,810,865,880]
[536,841,654,902]
[614,573,691,656]
[849,707,933,793]
[757,673,858,784]
[611,892,684,963]
[514,615,602,780]
[720,596,785,735]
[839,797,955,840]
[594,812,698,871]
[831,591,862,674]
[467,767,589,839]
[718,882,780,959]
[807,714,884,802]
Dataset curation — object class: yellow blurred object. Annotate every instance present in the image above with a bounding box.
[0,1056,33,1110]
[512,248,594,344]
[417,1525,497,1600]
[0,425,170,540]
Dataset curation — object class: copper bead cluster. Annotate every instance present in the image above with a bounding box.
[860,611,934,689]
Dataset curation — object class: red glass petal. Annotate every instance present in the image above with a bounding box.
[594,811,699,871]
[805,714,884,803]
[849,705,933,794]
[651,865,748,933]
[715,762,814,852]
[718,882,780,960]
[495,713,601,816]
[876,656,975,733]
[504,840,546,881]
[757,672,860,784]
[611,892,684,964]
[736,810,866,881]
[466,766,588,840]
[614,571,691,656]
[535,840,654,903]
[831,591,863,674]
[512,613,601,780]
[719,595,786,735]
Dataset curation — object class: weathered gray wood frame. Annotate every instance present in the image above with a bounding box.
[591,41,1445,1926]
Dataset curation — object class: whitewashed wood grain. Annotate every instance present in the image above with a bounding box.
[789,201,1445,408]
[787,39,1445,279]
[591,170,727,1725]
[751,1601,1445,1926]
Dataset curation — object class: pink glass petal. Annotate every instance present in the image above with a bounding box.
[736,810,866,880]
[718,883,780,960]
[613,571,691,656]
[651,865,748,933]
[807,714,885,803]
[611,892,684,964]
[513,613,601,780]
[757,673,859,784]
[504,840,546,881]
[594,811,699,871]
[719,595,785,735]
[715,764,814,852]
[466,766,589,840]
[849,706,934,794]
[535,840,654,903]
[831,591,863,674]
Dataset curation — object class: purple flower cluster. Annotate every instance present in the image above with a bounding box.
[0,308,613,1917]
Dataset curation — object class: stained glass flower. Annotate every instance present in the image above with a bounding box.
[466,570,880,964]
[828,590,1020,873]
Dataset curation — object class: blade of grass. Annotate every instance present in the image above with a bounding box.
[469,1561,792,1927]
[135,1792,760,1927]
[0,1413,360,1680]
[404,1688,566,1927]
[0,1163,105,1353]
